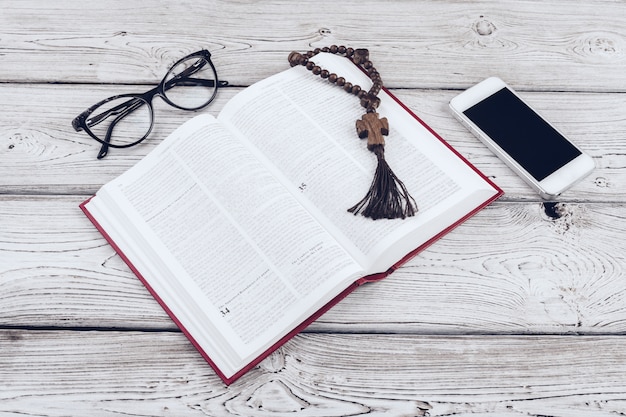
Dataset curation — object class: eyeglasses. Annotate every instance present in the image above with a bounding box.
[72,50,228,159]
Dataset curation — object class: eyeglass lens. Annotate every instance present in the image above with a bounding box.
[163,54,218,110]
[87,96,152,147]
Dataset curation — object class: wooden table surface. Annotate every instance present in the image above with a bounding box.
[2,1,625,415]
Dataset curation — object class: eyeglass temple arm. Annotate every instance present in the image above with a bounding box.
[165,57,228,89]
[97,130,112,159]
[163,79,229,91]
[86,97,146,128]
[97,107,139,159]
[172,57,207,81]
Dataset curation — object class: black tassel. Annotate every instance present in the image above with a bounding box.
[348,145,417,220]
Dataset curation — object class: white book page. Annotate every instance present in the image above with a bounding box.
[218,52,498,272]
[91,115,363,370]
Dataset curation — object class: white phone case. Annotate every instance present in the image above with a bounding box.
[449,77,594,199]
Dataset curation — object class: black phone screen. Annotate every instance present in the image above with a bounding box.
[463,87,581,181]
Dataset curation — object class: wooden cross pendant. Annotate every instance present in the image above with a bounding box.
[356,112,389,151]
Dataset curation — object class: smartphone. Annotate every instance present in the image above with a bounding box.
[449,77,594,199]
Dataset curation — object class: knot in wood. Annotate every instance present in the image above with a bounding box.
[474,19,496,36]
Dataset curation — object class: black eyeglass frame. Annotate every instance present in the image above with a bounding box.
[72,49,228,159]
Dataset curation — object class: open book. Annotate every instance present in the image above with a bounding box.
[81,52,502,384]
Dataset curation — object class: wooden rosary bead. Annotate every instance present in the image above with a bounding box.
[289,45,383,113]
[359,93,378,110]
[352,49,368,65]
[288,51,302,67]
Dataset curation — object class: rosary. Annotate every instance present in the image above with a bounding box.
[288,45,417,220]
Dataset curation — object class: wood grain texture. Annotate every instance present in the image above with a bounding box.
[1,85,624,199]
[2,0,626,414]
[0,1,624,90]
[1,330,625,416]
[2,196,626,335]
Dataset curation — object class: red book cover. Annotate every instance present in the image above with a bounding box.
[80,87,502,385]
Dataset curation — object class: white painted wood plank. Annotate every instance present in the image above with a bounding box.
[1,330,625,416]
[2,196,625,334]
[0,1,624,91]
[1,1,624,414]
[0,85,622,199]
